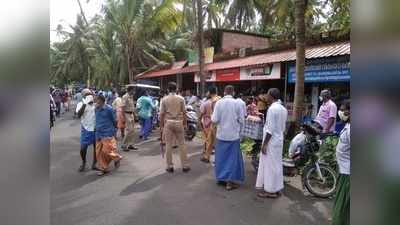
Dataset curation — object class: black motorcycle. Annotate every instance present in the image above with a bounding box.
[251,122,338,198]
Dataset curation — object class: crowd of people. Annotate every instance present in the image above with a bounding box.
[196,85,349,224]
[50,82,350,225]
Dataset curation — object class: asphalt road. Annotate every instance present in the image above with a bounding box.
[51,112,332,225]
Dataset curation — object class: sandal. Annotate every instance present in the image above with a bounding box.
[78,164,86,172]
[257,192,279,198]
[200,157,210,163]
[226,182,239,191]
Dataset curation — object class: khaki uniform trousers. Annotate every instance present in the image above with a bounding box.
[122,113,135,147]
[164,120,188,168]
[203,124,216,160]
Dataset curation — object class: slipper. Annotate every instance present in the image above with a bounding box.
[97,170,108,176]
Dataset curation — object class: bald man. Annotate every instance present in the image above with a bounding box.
[315,90,337,133]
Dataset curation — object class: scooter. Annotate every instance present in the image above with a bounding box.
[185,105,198,141]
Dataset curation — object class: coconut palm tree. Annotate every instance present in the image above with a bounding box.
[224,0,257,30]
[196,0,206,97]
[50,15,94,87]
[292,0,306,125]
[104,0,182,82]
[255,0,328,40]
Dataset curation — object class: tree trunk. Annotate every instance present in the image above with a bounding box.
[182,0,187,31]
[207,0,213,29]
[76,0,89,26]
[191,0,197,49]
[293,0,306,127]
[196,0,205,97]
[126,40,134,84]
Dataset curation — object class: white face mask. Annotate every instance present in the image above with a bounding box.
[319,96,323,102]
[338,110,349,122]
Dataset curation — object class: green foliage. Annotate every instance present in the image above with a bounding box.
[240,137,255,155]
[50,0,350,87]
[318,136,339,168]
[326,0,350,34]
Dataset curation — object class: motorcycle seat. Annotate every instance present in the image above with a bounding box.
[283,159,295,167]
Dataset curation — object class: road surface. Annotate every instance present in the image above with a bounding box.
[51,112,332,225]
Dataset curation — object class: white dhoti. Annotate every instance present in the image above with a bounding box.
[255,100,287,193]
[256,140,284,193]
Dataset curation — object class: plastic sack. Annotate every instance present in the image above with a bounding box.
[288,131,306,158]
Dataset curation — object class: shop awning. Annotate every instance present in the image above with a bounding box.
[136,60,188,79]
[137,41,350,79]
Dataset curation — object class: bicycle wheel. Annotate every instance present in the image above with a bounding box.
[303,164,337,198]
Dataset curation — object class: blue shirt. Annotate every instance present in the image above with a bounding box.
[211,95,245,141]
[136,96,155,119]
[95,104,116,139]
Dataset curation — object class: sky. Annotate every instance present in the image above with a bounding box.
[50,0,104,43]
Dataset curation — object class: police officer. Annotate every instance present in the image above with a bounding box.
[121,85,138,151]
[160,82,190,173]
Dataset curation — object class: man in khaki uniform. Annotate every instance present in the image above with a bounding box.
[160,82,190,173]
[121,86,138,151]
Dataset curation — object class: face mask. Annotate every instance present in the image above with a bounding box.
[338,110,349,122]
[319,96,323,102]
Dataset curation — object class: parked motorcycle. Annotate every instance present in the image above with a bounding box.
[185,105,198,141]
[251,121,338,198]
[284,122,338,198]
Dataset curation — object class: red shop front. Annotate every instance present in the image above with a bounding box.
[194,68,251,95]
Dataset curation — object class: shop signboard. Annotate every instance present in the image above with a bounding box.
[188,50,198,66]
[240,63,281,80]
[288,56,350,83]
[216,68,240,82]
[204,47,214,64]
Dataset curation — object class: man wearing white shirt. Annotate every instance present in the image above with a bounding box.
[211,85,245,191]
[76,89,97,172]
[256,88,288,198]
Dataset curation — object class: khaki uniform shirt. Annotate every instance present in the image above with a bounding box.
[160,93,186,120]
[121,93,135,113]
[257,95,267,111]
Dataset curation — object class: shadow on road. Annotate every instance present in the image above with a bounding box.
[52,171,103,195]
[120,152,207,196]
[120,172,169,196]
[284,183,331,224]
